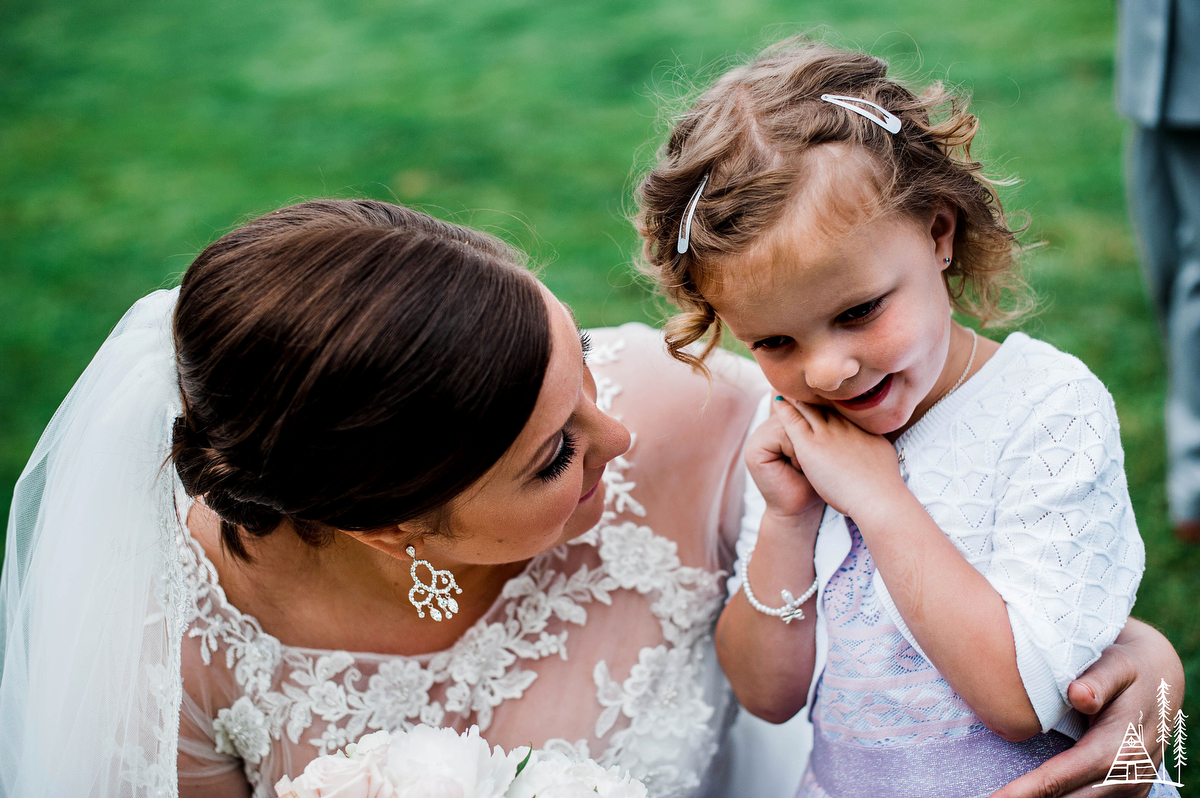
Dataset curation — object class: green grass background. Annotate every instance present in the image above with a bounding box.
[2,0,1196,789]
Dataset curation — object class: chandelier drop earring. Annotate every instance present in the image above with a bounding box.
[406,545,462,622]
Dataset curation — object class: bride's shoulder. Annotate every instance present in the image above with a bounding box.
[587,322,769,443]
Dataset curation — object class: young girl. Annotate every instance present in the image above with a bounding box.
[635,39,1179,797]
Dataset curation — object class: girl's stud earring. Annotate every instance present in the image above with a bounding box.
[943,257,952,264]
[406,545,462,621]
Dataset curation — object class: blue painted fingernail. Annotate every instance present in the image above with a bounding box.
[774,395,784,401]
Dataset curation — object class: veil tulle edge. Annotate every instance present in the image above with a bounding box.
[1,289,187,798]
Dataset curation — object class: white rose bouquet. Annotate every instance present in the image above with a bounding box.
[275,726,648,798]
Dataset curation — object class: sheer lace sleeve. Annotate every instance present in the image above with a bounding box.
[177,632,252,797]
[586,324,769,572]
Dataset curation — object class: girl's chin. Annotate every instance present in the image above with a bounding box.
[850,416,903,436]
[835,396,915,436]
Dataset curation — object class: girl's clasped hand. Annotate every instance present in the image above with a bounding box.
[760,396,905,526]
[741,400,824,529]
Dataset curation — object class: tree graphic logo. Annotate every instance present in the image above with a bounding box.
[1094,679,1185,788]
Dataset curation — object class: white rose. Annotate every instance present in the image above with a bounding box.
[503,750,572,798]
[386,725,519,798]
[505,752,647,798]
[528,784,594,798]
[347,731,393,765]
[591,768,649,798]
[274,751,395,798]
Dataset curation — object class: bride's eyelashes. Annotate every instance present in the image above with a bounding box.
[579,331,592,362]
[537,429,578,483]
[529,332,591,486]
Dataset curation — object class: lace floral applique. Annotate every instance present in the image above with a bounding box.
[589,525,724,797]
[588,339,625,367]
[593,645,716,797]
[364,659,437,730]
[179,336,728,797]
[213,697,273,764]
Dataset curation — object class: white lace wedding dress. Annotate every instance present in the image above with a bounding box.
[174,323,771,798]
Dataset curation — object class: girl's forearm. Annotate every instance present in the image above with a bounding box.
[853,491,1042,741]
[715,510,822,724]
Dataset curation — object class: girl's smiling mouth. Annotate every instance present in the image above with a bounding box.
[832,373,893,411]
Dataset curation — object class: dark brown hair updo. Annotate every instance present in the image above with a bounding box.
[636,37,1031,370]
[171,199,551,559]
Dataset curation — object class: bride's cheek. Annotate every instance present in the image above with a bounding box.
[557,484,583,524]
[552,484,588,530]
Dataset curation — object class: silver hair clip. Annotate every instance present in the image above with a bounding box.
[676,174,709,254]
[820,94,901,134]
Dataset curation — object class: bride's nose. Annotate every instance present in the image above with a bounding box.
[584,408,631,469]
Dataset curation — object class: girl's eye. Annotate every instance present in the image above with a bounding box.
[537,429,578,483]
[750,336,793,352]
[579,331,592,362]
[837,298,884,323]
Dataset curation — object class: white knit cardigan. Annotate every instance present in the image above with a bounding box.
[730,332,1146,741]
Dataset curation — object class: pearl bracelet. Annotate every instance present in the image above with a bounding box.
[738,545,820,623]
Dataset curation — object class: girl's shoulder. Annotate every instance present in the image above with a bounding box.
[978,331,1116,412]
[960,332,1125,462]
[998,332,1099,378]
[907,331,1124,464]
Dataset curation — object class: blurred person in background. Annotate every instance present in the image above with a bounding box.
[1117,0,1200,544]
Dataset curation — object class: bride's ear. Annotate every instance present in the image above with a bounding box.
[344,525,424,561]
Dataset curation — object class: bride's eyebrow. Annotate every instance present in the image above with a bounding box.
[560,301,581,334]
[560,302,593,361]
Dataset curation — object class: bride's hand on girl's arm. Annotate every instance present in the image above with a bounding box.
[716,401,824,723]
[990,619,1184,798]
[772,399,1043,740]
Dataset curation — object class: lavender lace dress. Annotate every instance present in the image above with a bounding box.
[797,523,1179,798]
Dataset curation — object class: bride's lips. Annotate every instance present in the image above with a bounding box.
[831,373,894,411]
[579,475,602,503]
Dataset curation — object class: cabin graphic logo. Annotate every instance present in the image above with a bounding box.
[1094,679,1185,789]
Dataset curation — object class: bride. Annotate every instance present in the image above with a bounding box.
[0,199,1181,798]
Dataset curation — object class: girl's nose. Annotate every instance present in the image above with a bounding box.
[804,351,859,394]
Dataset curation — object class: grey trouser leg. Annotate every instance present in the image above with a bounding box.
[1128,127,1200,521]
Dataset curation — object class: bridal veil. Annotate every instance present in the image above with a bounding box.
[0,289,186,797]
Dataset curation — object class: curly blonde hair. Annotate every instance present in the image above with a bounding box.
[635,37,1031,370]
